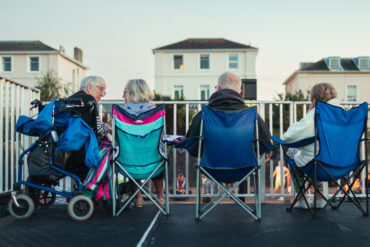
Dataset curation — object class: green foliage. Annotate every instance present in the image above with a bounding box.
[272,90,310,134]
[35,70,69,101]
[153,93,196,135]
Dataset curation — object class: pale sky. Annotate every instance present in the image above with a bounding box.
[2,0,370,100]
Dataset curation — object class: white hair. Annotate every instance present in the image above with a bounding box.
[217,72,241,92]
[80,76,105,90]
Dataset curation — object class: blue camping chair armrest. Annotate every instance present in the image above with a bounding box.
[175,136,202,150]
[259,140,277,152]
[271,136,315,148]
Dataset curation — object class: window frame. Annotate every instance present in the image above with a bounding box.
[173,85,184,99]
[228,54,239,70]
[173,54,184,71]
[1,56,12,73]
[199,54,210,71]
[328,57,340,71]
[199,85,210,101]
[345,83,358,102]
[358,57,369,71]
[27,55,40,73]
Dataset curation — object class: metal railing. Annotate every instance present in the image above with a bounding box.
[1,78,39,194]
[1,97,368,203]
[98,100,369,202]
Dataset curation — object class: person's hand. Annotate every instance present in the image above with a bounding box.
[105,123,112,132]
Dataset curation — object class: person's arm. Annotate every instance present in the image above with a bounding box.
[282,110,315,143]
[96,116,109,138]
[256,114,272,153]
[185,112,202,157]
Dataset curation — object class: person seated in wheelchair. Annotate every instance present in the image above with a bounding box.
[15,86,101,212]
[65,75,110,180]
[282,83,339,209]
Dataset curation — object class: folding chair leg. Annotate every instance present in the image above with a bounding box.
[195,166,201,221]
[164,160,169,215]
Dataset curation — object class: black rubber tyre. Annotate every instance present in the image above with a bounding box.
[68,195,94,221]
[38,190,56,208]
[8,194,35,219]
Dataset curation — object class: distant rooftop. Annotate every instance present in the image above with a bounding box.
[153,38,257,51]
[0,40,57,52]
[299,57,369,72]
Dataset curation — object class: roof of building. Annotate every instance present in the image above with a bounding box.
[299,58,360,71]
[0,40,57,52]
[153,38,257,51]
[284,56,369,85]
[0,40,88,69]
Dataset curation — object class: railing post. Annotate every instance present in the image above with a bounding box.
[259,103,266,203]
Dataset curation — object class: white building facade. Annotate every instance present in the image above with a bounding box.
[0,41,88,94]
[153,38,258,100]
[284,57,370,103]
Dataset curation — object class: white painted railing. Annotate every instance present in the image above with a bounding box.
[1,78,39,194]
[1,96,368,202]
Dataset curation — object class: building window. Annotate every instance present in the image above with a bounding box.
[200,54,210,70]
[200,85,210,100]
[346,85,358,102]
[29,56,40,72]
[173,85,184,99]
[173,55,183,70]
[328,57,340,71]
[358,57,369,71]
[228,54,238,69]
[2,57,11,72]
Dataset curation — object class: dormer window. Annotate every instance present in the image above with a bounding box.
[328,57,340,71]
[358,57,369,71]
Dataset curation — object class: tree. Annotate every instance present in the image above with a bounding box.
[35,70,69,101]
[153,93,196,135]
[271,90,310,136]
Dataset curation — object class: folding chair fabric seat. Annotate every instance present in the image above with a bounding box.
[192,105,266,221]
[274,101,369,217]
[111,104,169,216]
[287,159,358,181]
[203,167,255,183]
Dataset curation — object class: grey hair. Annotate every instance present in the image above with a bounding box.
[217,72,242,92]
[80,76,106,91]
[125,79,153,103]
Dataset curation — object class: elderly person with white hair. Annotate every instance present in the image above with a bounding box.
[66,75,109,180]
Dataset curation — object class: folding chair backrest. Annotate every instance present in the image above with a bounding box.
[201,106,258,170]
[315,101,368,169]
[112,104,166,180]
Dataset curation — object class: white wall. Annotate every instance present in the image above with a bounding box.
[286,72,370,102]
[0,52,87,95]
[154,49,257,100]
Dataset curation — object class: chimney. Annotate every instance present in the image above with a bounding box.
[74,47,83,63]
[59,45,65,53]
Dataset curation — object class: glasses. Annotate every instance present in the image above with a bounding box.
[96,86,106,96]
[122,89,130,97]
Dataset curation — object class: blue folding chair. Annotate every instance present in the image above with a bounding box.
[180,106,269,221]
[111,104,169,216]
[273,101,369,217]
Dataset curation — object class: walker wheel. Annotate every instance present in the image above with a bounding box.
[38,190,56,208]
[68,195,94,221]
[8,194,35,219]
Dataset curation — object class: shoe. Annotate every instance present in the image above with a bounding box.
[135,197,144,208]
[293,200,309,209]
[310,199,326,208]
